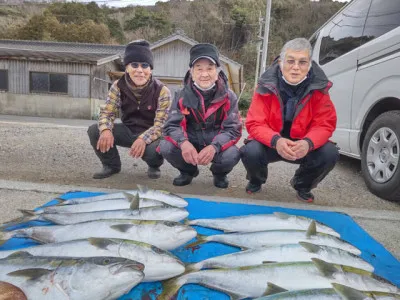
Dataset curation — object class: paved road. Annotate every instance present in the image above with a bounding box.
[0,114,399,260]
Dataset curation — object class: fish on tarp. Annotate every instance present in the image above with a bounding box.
[14,206,189,226]
[0,238,185,282]
[186,221,361,255]
[23,193,167,216]
[332,283,400,300]
[55,185,188,207]
[254,288,342,299]
[0,281,27,300]
[0,255,144,300]
[186,242,373,273]
[159,259,400,300]
[0,219,197,251]
[188,212,340,237]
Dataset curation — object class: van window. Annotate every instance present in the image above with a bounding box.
[363,0,400,40]
[319,0,371,65]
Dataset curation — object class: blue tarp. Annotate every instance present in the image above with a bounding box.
[1,191,399,299]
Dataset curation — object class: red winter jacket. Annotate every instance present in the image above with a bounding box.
[246,61,337,150]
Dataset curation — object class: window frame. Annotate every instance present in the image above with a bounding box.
[30,71,69,95]
[0,69,8,91]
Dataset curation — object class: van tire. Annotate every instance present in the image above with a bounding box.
[361,111,400,202]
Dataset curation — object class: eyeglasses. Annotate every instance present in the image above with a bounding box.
[130,62,150,69]
[285,59,310,68]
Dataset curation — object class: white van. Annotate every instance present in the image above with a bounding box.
[309,0,400,202]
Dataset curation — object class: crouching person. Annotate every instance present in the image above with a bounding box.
[241,38,339,202]
[160,43,242,188]
[88,40,172,179]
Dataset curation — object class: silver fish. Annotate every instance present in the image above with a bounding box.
[188,212,340,237]
[41,206,189,225]
[159,259,400,299]
[56,185,187,207]
[0,255,144,300]
[0,220,197,250]
[332,283,400,300]
[254,288,341,299]
[0,238,185,282]
[186,242,373,273]
[186,221,361,255]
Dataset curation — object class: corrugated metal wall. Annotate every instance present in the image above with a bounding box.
[0,59,91,98]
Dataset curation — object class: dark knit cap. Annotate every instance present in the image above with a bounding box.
[123,40,154,69]
[189,43,220,67]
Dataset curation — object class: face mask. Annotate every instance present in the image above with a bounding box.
[281,74,308,86]
[194,82,216,91]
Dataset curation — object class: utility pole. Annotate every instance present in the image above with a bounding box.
[254,12,263,88]
[260,0,272,74]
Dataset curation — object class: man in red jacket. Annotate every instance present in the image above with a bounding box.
[241,38,339,202]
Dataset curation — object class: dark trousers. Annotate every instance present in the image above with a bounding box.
[240,140,339,191]
[159,140,241,176]
[87,123,163,170]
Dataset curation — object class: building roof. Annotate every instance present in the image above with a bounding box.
[0,39,125,65]
[151,31,242,67]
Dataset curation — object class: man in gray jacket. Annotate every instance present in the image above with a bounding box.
[159,43,242,188]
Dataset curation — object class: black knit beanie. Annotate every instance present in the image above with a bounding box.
[189,43,220,67]
[123,40,154,69]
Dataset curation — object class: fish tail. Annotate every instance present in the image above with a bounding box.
[18,209,37,216]
[158,277,185,300]
[54,198,68,206]
[0,231,12,245]
[0,215,35,229]
[184,234,208,249]
[184,262,201,273]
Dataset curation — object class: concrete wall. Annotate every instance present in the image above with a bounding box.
[0,92,102,119]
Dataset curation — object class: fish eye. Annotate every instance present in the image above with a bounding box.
[103,258,111,265]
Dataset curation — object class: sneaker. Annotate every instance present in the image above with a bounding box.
[173,169,199,186]
[245,181,261,194]
[290,178,314,203]
[92,166,120,179]
[213,175,229,189]
[147,167,161,179]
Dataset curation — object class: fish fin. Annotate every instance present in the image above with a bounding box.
[137,184,148,193]
[262,261,276,264]
[7,268,53,280]
[184,234,208,249]
[306,220,317,237]
[18,209,37,217]
[262,282,288,296]
[273,212,290,219]
[110,224,133,233]
[88,237,119,249]
[158,277,185,300]
[129,193,140,210]
[184,263,201,273]
[5,251,34,259]
[331,283,365,300]
[311,258,339,278]
[53,197,67,205]
[299,241,322,253]
[122,192,135,201]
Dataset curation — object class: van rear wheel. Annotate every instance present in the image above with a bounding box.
[361,111,400,202]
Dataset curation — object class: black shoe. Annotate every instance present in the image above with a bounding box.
[92,166,120,179]
[147,167,161,179]
[173,169,199,186]
[246,181,261,194]
[213,175,229,189]
[290,178,314,203]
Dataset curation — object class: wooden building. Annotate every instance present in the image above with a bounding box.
[0,33,243,119]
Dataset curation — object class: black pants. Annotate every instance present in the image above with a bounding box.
[159,139,241,176]
[240,140,339,191]
[87,123,163,170]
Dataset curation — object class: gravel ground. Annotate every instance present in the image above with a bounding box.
[0,121,399,211]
